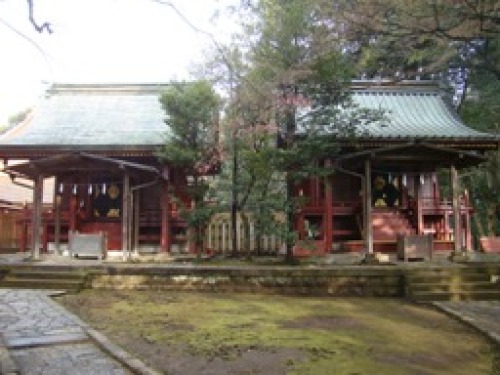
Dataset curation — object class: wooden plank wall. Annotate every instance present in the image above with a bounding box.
[0,210,22,252]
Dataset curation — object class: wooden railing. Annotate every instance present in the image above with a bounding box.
[420,196,472,212]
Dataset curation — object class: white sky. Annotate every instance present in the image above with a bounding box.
[0,0,239,124]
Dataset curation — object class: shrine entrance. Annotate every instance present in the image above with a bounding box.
[371,173,402,208]
[5,152,168,259]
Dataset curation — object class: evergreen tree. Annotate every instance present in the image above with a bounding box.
[158,80,221,255]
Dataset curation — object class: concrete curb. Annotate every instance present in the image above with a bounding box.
[45,290,161,375]
[0,334,19,375]
[85,328,161,375]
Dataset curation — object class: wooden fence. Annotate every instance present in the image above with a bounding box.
[205,213,283,255]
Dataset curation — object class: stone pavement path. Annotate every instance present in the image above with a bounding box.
[0,289,156,375]
[434,301,500,345]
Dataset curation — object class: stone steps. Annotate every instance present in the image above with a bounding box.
[0,269,87,291]
[407,272,496,284]
[406,266,500,302]
[410,281,499,293]
[410,290,500,302]
[372,210,415,241]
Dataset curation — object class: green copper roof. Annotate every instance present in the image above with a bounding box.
[0,83,170,150]
[1,81,497,156]
[298,81,498,144]
[351,82,493,140]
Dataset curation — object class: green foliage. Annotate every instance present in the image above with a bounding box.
[335,0,500,79]
[158,80,221,172]
[214,117,288,253]
[458,72,500,236]
[458,74,500,236]
[459,72,500,131]
[8,108,31,127]
[158,80,222,254]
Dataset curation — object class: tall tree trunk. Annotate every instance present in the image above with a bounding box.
[487,207,495,236]
[231,126,239,258]
[473,211,485,238]
[240,212,251,259]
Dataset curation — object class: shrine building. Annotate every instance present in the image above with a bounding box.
[0,81,498,260]
[290,80,499,258]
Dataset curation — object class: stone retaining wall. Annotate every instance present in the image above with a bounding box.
[88,266,405,297]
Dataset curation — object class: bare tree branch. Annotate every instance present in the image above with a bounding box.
[0,15,53,82]
[149,0,234,75]
[27,0,52,34]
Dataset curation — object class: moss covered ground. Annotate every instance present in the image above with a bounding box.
[57,291,498,375]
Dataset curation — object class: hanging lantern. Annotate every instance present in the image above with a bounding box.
[88,184,93,195]
[72,184,77,195]
[420,174,425,185]
[102,183,107,194]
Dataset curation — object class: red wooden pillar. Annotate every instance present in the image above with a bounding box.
[53,177,61,254]
[444,212,450,240]
[42,222,48,253]
[160,179,171,253]
[128,187,134,254]
[188,199,196,254]
[464,210,472,251]
[122,170,131,260]
[324,159,333,253]
[69,191,77,233]
[432,172,440,207]
[133,190,140,255]
[364,159,373,255]
[415,175,424,235]
[19,203,28,252]
[464,191,472,251]
[31,174,44,260]
[451,165,462,253]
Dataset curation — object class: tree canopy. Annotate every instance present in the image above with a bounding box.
[159,80,221,176]
[334,0,500,80]
[158,80,222,255]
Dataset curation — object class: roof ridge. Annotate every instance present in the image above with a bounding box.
[49,83,170,95]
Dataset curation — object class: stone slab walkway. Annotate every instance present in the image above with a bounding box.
[0,289,158,375]
[434,301,500,345]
